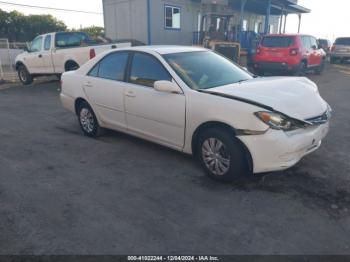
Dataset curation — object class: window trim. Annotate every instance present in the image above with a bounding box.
[44,35,52,51]
[164,5,181,30]
[127,51,173,88]
[87,51,130,82]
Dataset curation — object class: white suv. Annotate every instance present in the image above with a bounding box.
[60,46,331,182]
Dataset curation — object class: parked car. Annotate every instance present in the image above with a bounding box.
[15,31,131,85]
[330,37,350,64]
[318,38,332,56]
[253,34,326,75]
[60,46,331,182]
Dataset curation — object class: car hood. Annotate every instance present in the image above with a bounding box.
[209,77,328,120]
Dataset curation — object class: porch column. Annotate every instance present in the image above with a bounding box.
[297,14,302,33]
[264,0,271,34]
[279,6,284,34]
[239,0,247,41]
[283,13,288,33]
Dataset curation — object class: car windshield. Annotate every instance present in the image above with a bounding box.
[261,36,294,47]
[335,38,350,45]
[163,51,252,90]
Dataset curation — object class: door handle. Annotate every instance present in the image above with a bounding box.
[83,81,93,87]
[38,54,42,58]
[125,91,136,98]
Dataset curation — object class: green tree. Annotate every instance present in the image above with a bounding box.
[0,9,67,42]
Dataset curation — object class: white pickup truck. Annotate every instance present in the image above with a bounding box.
[15,31,131,85]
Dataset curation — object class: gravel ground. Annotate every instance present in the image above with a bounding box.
[0,63,349,255]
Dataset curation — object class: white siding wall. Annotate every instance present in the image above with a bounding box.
[103,0,148,43]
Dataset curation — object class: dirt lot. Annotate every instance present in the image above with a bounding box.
[0,63,350,255]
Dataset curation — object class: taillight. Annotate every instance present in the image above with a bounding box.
[89,48,96,59]
[331,45,335,52]
[289,48,299,56]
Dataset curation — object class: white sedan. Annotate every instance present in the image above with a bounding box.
[60,46,331,181]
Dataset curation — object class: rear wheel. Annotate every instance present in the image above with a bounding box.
[315,59,325,75]
[196,128,251,182]
[17,65,33,85]
[65,61,80,72]
[77,102,101,137]
[294,61,307,76]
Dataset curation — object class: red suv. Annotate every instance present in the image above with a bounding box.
[253,34,326,75]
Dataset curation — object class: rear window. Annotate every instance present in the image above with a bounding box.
[335,38,350,45]
[55,32,92,48]
[261,36,294,47]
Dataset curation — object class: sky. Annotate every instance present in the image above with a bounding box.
[0,0,349,41]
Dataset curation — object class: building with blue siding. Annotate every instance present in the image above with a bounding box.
[102,0,310,46]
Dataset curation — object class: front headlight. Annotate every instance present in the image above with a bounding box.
[254,111,309,131]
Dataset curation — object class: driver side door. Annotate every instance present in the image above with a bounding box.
[124,52,186,149]
[25,36,45,74]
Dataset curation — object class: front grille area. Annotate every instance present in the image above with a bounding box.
[306,109,332,125]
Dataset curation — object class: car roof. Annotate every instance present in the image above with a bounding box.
[116,45,208,55]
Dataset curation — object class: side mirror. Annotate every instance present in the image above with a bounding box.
[154,81,182,94]
[312,45,317,50]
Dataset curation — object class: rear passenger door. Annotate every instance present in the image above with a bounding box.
[83,51,130,130]
[41,34,55,74]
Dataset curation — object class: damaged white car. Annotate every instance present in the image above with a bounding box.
[60,46,331,181]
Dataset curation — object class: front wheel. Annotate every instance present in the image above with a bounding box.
[17,65,33,85]
[196,128,251,182]
[77,102,101,137]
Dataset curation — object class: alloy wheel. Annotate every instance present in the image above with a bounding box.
[80,108,95,133]
[201,138,231,176]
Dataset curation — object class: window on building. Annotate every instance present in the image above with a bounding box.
[254,22,259,33]
[30,36,42,52]
[242,19,248,31]
[165,6,181,29]
[44,35,51,51]
[129,53,171,87]
[88,52,129,81]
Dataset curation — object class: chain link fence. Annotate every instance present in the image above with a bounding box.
[0,39,26,83]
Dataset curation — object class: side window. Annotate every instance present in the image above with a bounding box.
[129,53,171,87]
[302,36,310,49]
[310,37,318,48]
[89,52,129,81]
[30,36,43,52]
[165,6,181,29]
[44,35,51,51]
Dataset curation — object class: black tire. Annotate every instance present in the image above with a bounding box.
[17,65,33,85]
[315,59,325,75]
[294,61,307,76]
[77,102,101,137]
[196,128,251,182]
